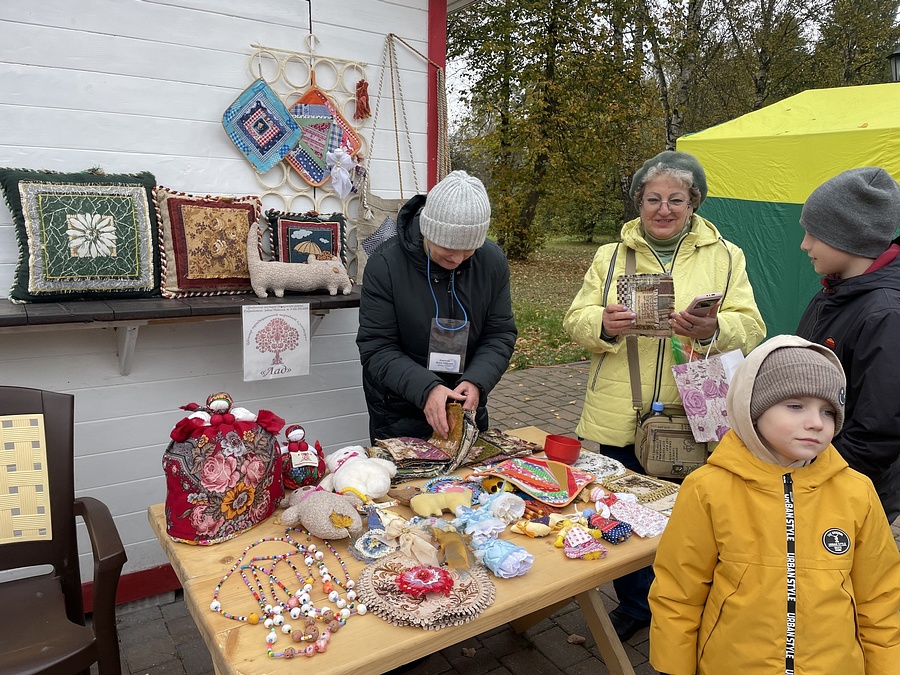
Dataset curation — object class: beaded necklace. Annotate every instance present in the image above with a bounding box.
[209,528,367,659]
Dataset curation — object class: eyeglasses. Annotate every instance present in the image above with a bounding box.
[641,197,690,212]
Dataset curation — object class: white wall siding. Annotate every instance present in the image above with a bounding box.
[0,0,431,582]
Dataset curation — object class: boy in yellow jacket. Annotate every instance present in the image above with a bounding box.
[649,334,900,674]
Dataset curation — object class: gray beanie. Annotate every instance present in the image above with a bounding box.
[630,150,708,207]
[750,346,846,434]
[419,170,491,250]
[800,167,900,258]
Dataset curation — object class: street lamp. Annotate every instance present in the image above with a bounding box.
[889,46,900,82]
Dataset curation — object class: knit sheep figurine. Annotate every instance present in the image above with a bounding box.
[246,223,352,298]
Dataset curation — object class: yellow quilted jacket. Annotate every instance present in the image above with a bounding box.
[563,214,765,446]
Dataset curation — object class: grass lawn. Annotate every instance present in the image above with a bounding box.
[508,237,608,369]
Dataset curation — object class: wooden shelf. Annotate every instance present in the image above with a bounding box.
[0,289,361,375]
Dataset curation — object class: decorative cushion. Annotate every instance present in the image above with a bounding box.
[285,87,362,186]
[0,167,160,303]
[154,186,260,298]
[264,209,347,264]
[222,79,302,174]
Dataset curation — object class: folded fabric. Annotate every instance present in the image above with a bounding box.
[468,428,544,465]
[374,437,451,464]
[471,457,594,507]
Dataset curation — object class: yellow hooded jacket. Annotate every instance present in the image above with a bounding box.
[564,214,765,446]
[649,336,900,675]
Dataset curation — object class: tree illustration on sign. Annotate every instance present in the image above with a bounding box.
[255,317,299,365]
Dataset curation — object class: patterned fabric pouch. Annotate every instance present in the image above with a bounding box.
[162,393,286,545]
[471,457,594,507]
[468,428,543,465]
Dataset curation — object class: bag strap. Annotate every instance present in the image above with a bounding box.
[624,247,643,418]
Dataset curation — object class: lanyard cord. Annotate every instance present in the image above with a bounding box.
[426,248,468,330]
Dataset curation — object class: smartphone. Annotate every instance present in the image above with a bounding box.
[686,292,723,316]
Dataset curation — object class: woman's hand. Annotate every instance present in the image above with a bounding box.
[602,303,636,337]
[670,305,719,341]
[424,385,466,439]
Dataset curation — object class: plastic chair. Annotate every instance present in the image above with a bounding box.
[0,386,127,675]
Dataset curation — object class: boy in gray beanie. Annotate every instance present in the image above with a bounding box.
[650,334,900,675]
[796,166,900,523]
[357,170,516,443]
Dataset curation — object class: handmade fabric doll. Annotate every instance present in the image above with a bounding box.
[280,424,326,490]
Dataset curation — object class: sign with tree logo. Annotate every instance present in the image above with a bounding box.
[242,304,310,381]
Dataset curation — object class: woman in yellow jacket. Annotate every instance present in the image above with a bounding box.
[649,335,900,674]
[564,151,765,640]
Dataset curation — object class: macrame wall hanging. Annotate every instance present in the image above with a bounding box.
[356,33,451,283]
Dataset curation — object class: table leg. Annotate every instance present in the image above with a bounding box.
[575,589,636,675]
[509,599,573,634]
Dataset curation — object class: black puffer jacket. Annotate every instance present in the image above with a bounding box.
[797,251,900,521]
[356,195,517,442]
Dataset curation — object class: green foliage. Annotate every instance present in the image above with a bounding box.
[507,237,602,369]
[448,0,900,262]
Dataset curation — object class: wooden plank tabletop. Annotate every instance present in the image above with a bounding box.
[147,427,657,675]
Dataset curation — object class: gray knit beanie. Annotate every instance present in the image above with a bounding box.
[750,347,846,434]
[800,167,900,258]
[419,170,491,250]
[630,150,708,207]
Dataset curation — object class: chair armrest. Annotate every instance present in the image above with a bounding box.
[75,496,127,574]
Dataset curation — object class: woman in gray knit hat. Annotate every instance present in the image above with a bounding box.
[797,166,900,524]
[356,170,516,443]
[563,150,766,642]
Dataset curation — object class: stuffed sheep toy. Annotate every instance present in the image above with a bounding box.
[318,445,397,501]
[279,486,363,540]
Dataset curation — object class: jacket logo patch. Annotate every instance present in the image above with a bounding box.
[822,528,850,555]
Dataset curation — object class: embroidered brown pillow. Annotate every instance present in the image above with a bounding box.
[154,186,260,297]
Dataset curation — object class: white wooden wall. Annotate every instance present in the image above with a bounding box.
[0,0,431,582]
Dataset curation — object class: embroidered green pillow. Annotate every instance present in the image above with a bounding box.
[0,168,160,303]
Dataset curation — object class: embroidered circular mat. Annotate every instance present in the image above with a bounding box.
[356,553,495,630]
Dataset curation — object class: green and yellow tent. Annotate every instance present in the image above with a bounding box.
[678,83,900,337]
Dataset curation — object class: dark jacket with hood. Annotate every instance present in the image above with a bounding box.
[797,250,900,522]
[356,195,517,442]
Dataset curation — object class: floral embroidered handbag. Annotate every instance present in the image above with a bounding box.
[162,392,286,545]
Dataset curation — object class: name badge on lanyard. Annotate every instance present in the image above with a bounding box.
[425,250,469,374]
[428,318,469,373]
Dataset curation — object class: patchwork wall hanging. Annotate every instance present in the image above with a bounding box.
[284,76,362,188]
[154,187,260,297]
[222,79,302,174]
[239,41,368,282]
[0,167,160,303]
[264,209,347,264]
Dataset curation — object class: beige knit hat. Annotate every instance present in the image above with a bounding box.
[750,346,846,434]
[419,170,491,250]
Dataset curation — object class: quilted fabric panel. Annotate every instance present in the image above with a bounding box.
[154,186,260,298]
[222,79,302,174]
[264,209,346,264]
[0,167,160,303]
[284,88,361,187]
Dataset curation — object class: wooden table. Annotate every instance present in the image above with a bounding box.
[147,427,658,675]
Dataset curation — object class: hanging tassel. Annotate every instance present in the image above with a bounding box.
[354,79,371,120]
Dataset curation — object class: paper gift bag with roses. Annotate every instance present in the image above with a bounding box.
[671,350,744,443]
[162,392,285,545]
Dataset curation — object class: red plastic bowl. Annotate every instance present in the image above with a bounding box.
[543,434,581,464]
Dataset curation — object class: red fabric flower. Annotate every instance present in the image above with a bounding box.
[395,566,454,597]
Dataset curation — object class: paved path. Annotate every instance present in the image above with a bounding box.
[110,362,900,675]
